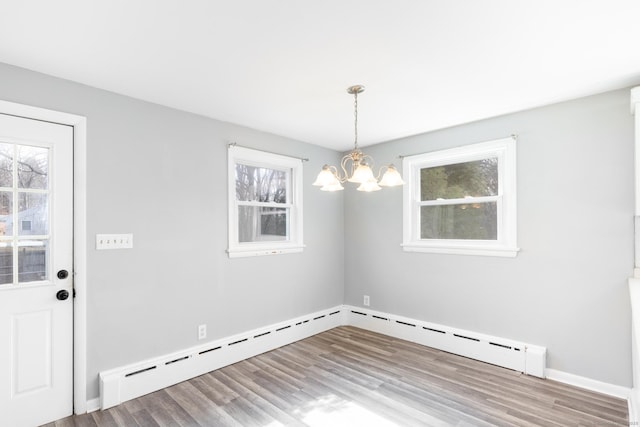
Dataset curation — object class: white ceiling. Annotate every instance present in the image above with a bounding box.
[1,1,640,151]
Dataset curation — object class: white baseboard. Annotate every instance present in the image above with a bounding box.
[95,304,629,412]
[343,305,546,378]
[84,398,101,414]
[99,306,344,410]
[348,306,629,400]
[629,388,639,425]
[545,368,631,400]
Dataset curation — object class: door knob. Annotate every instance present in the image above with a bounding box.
[57,270,69,280]
[56,290,69,301]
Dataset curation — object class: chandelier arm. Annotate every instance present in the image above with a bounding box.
[326,165,342,182]
[375,165,388,181]
[362,154,375,168]
[340,155,353,182]
[333,158,349,183]
[340,151,358,180]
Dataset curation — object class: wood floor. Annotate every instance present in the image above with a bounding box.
[44,326,628,427]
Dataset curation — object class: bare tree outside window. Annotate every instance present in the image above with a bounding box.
[235,164,289,243]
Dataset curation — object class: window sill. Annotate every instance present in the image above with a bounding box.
[401,243,519,258]
[227,245,305,258]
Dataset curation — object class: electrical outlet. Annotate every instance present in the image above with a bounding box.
[198,324,207,340]
[96,233,134,250]
[363,295,370,306]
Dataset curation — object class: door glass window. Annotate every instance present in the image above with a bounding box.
[17,145,48,189]
[18,193,48,236]
[0,142,50,285]
[0,144,12,187]
[18,240,48,282]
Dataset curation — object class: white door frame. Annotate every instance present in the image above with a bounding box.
[0,100,87,414]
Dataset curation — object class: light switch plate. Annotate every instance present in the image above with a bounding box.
[96,234,133,250]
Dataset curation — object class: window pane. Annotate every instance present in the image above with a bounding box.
[421,158,498,201]
[235,164,288,203]
[18,193,48,235]
[17,145,48,190]
[420,202,497,240]
[238,206,289,243]
[18,240,48,283]
[0,242,12,284]
[260,207,288,239]
[0,191,12,236]
[0,143,13,188]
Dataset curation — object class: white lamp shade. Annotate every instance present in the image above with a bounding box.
[356,179,382,192]
[378,165,405,187]
[320,182,344,191]
[313,166,339,186]
[348,163,375,183]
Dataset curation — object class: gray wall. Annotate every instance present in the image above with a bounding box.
[344,88,635,387]
[0,60,634,398]
[0,62,345,399]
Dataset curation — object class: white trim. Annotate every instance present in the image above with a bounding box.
[0,100,88,414]
[633,87,640,217]
[73,117,88,415]
[630,277,640,423]
[227,245,305,258]
[545,368,631,400]
[630,390,638,426]
[85,398,101,414]
[402,137,518,257]
[417,195,500,207]
[631,86,640,115]
[401,243,519,257]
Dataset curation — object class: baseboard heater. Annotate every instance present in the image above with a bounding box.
[345,305,546,378]
[99,305,546,410]
[99,307,345,410]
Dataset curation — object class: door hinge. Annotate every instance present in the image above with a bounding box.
[73,288,76,298]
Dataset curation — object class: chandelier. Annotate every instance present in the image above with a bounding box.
[313,85,404,192]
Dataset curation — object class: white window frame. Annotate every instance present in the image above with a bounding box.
[402,137,518,257]
[227,145,304,258]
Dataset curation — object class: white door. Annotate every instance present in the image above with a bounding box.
[0,114,73,427]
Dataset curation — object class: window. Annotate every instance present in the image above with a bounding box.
[402,137,518,257]
[227,146,303,257]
